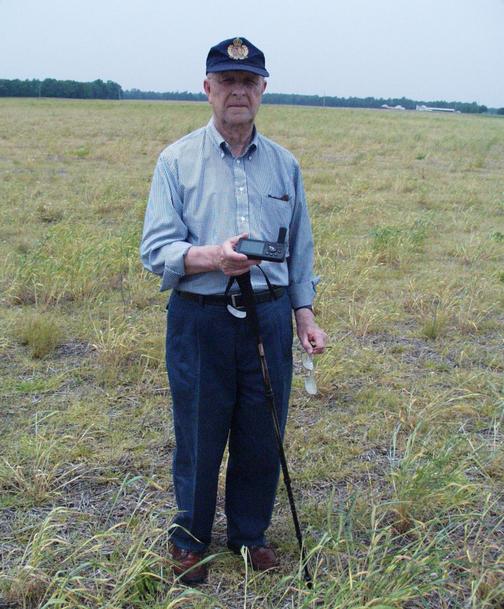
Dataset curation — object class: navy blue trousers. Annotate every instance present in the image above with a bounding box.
[166,290,293,552]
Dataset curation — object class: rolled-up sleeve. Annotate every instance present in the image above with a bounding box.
[286,164,318,309]
[140,155,191,291]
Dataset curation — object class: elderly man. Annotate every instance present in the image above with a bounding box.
[140,37,326,584]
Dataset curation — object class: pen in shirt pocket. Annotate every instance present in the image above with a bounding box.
[268,193,290,202]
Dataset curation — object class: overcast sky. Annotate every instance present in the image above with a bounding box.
[1,0,503,107]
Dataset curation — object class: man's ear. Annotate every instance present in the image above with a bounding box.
[203,78,211,97]
[262,79,267,93]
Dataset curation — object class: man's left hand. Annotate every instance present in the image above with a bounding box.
[294,308,327,355]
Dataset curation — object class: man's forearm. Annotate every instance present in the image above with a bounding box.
[295,306,327,355]
[184,245,221,275]
[295,306,315,326]
[183,234,257,278]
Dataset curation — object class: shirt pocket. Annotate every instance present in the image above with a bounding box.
[259,195,292,254]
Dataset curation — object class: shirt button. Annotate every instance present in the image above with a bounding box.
[240,216,246,222]
[236,159,240,164]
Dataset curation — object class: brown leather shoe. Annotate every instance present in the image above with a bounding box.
[170,544,208,584]
[246,546,279,571]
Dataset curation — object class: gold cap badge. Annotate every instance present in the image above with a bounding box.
[227,38,249,60]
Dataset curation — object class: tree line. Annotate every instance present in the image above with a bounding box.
[124,89,489,114]
[0,78,122,99]
[264,93,489,114]
[0,78,498,114]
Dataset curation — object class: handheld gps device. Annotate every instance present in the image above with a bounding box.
[235,228,287,263]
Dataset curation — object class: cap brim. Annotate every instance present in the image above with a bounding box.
[206,62,269,77]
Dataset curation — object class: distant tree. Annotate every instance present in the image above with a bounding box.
[0,78,123,99]
[497,108,504,115]
[106,80,122,99]
[41,78,59,97]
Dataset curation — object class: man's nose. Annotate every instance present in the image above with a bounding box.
[231,81,246,95]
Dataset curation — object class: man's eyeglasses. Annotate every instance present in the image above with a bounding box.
[209,75,263,90]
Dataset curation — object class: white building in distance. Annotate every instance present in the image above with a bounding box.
[416,104,459,113]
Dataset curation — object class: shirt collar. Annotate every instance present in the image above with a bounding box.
[206,117,258,158]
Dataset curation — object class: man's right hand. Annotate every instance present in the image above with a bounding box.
[184,233,257,277]
[217,233,257,276]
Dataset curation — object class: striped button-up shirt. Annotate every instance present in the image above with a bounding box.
[140,118,317,309]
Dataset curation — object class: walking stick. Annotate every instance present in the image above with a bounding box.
[236,271,313,588]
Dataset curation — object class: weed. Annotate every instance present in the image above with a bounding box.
[346,292,384,337]
[421,304,447,340]
[1,501,219,609]
[404,288,449,339]
[37,202,64,223]
[1,507,73,605]
[90,312,145,385]
[6,223,139,305]
[371,225,402,251]
[252,497,447,608]
[0,412,91,506]
[370,219,428,264]
[455,286,494,334]
[13,311,64,357]
[447,237,499,266]
[72,146,90,158]
[388,425,477,531]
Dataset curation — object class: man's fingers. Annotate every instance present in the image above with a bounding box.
[300,328,327,355]
[222,243,247,258]
[227,232,248,248]
[302,340,313,355]
[224,259,257,276]
[222,234,249,259]
[219,233,252,273]
[299,332,314,354]
[228,266,255,276]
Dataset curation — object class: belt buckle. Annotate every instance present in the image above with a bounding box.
[230,293,242,308]
[227,292,246,319]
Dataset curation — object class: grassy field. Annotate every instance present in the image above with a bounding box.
[0,97,503,608]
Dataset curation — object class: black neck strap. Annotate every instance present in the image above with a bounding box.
[224,266,278,303]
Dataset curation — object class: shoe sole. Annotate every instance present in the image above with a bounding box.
[174,568,207,585]
[227,546,279,571]
[179,574,207,584]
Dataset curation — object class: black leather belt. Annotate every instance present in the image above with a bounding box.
[175,287,284,308]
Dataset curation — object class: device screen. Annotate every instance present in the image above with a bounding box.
[243,240,265,255]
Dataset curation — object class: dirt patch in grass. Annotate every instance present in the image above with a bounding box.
[53,340,92,359]
[359,331,457,367]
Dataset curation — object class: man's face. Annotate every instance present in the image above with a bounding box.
[204,71,267,130]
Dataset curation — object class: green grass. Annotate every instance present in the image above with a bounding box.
[1,98,503,608]
[13,312,65,358]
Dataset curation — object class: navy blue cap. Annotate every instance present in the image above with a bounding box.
[206,37,269,77]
